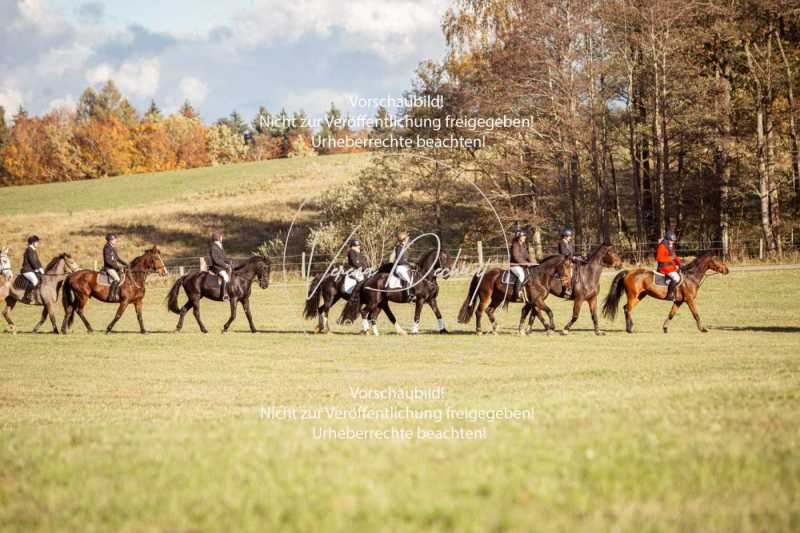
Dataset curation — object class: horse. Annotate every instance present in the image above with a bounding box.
[304,265,377,334]
[61,247,168,334]
[167,255,271,333]
[457,254,573,336]
[339,248,453,335]
[521,243,623,336]
[2,253,80,334]
[0,248,12,302]
[602,253,729,333]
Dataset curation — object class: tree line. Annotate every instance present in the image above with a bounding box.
[0,81,370,187]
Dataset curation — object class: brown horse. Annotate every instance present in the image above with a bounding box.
[602,253,729,333]
[522,243,622,336]
[61,247,168,334]
[457,255,573,336]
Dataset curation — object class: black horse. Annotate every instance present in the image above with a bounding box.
[304,265,376,334]
[167,255,271,333]
[339,248,452,335]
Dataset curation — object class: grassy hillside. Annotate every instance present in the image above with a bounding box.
[1,270,798,531]
[0,153,372,263]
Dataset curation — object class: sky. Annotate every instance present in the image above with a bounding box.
[0,0,449,123]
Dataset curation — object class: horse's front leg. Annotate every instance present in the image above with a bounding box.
[518,303,531,336]
[106,301,129,334]
[242,297,257,333]
[367,302,382,336]
[561,298,582,335]
[538,301,555,336]
[222,297,238,333]
[134,299,147,334]
[411,299,423,334]
[32,307,48,333]
[359,307,370,334]
[429,298,447,334]
[685,297,708,332]
[46,302,60,334]
[588,297,603,336]
[662,301,683,333]
[2,300,16,334]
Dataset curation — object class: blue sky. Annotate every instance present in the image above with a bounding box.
[0,0,449,123]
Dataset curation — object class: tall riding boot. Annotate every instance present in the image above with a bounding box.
[221,280,229,301]
[666,280,676,301]
[23,286,34,304]
[514,279,523,300]
[109,281,118,302]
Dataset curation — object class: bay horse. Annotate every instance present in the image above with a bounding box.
[522,243,622,336]
[3,253,80,334]
[304,265,377,334]
[167,255,271,333]
[61,247,168,334]
[339,248,452,335]
[457,254,573,336]
[602,253,729,333]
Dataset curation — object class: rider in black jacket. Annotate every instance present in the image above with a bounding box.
[103,234,129,301]
[209,231,231,300]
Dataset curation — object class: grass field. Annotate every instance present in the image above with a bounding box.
[1,268,798,531]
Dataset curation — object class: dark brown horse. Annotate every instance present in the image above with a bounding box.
[457,255,573,336]
[304,265,376,334]
[61,247,168,334]
[522,243,623,336]
[602,253,729,333]
[339,248,452,335]
[167,255,271,333]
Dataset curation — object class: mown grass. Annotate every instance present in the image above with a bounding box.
[1,269,798,532]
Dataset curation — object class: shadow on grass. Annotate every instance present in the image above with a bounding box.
[716,326,800,333]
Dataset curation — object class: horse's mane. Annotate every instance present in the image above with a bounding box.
[44,253,69,271]
[682,252,715,272]
[588,243,612,260]
[234,255,271,271]
[539,254,564,264]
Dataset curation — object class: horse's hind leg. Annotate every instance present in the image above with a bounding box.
[662,301,682,333]
[359,307,369,334]
[75,297,93,333]
[190,297,208,333]
[367,303,382,336]
[175,301,192,332]
[624,293,640,334]
[3,299,17,334]
[485,305,499,335]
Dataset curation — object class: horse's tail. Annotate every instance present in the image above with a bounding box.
[338,280,365,325]
[602,270,628,321]
[304,274,323,319]
[457,274,481,324]
[62,278,75,327]
[166,275,187,314]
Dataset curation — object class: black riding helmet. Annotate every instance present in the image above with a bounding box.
[513,228,528,239]
[664,230,677,242]
[350,239,362,247]
[106,233,118,242]
[561,228,574,237]
[27,235,41,245]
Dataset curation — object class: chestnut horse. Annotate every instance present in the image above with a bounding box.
[61,247,168,334]
[457,255,573,336]
[602,253,729,333]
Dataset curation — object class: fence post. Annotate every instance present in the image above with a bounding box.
[759,238,764,260]
[200,257,207,271]
[477,241,484,269]
[301,252,306,279]
[93,260,97,271]
[179,266,185,276]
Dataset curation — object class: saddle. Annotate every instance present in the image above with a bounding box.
[12,274,33,291]
[652,271,682,286]
[500,269,527,285]
[97,270,126,286]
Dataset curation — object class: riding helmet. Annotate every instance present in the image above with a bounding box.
[27,235,41,245]
[561,228,574,237]
[396,231,409,240]
[664,230,677,242]
[106,233,118,242]
[514,228,528,238]
[350,239,362,247]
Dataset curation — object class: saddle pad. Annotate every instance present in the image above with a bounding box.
[387,276,403,289]
[501,270,525,285]
[97,271,125,286]
[344,276,358,294]
[13,275,32,291]
[653,271,681,286]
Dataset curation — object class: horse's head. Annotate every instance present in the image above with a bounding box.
[142,247,168,276]
[0,248,11,280]
[707,255,729,275]
[62,253,80,273]
[256,255,271,289]
[599,244,623,269]
[436,249,454,280]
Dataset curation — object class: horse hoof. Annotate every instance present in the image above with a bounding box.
[560,329,569,336]
[173,329,181,334]
[663,328,668,334]
[701,328,709,333]
[518,330,527,336]
[546,329,554,337]
[221,329,228,334]
[439,329,448,335]
[595,331,605,336]
[491,330,499,336]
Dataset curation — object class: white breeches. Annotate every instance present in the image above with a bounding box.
[666,272,680,283]
[396,265,411,284]
[107,269,120,283]
[218,271,230,283]
[510,266,525,282]
[23,272,39,286]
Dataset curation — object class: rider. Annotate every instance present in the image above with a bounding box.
[21,235,44,302]
[103,233,129,301]
[510,228,537,300]
[345,239,369,293]
[557,228,583,297]
[656,230,682,301]
[393,231,415,302]
[209,231,232,300]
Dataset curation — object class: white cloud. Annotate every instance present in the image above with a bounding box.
[283,88,360,117]
[233,0,448,59]
[47,94,76,112]
[86,58,161,97]
[38,43,93,76]
[179,76,209,104]
[0,88,25,114]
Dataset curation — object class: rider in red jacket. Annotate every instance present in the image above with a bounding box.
[655,230,681,301]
